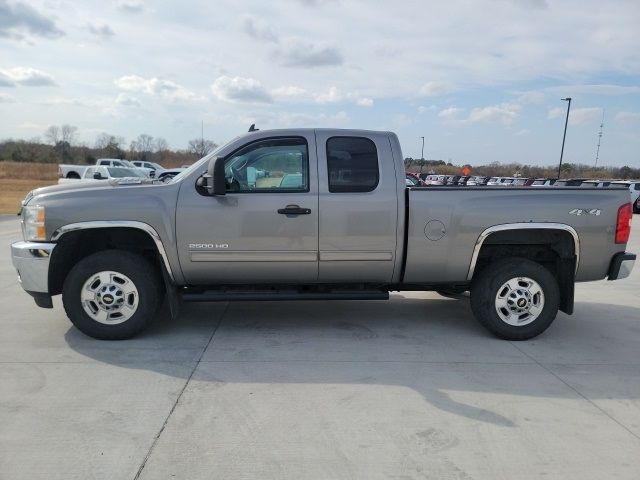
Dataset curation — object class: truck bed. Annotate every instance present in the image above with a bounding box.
[403,186,631,283]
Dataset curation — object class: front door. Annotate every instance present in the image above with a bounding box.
[176,134,319,284]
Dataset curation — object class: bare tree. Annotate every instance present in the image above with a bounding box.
[44,126,60,145]
[129,134,154,160]
[95,133,124,158]
[137,134,154,153]
[154,137,169,152]
[61,125,78,145]
[188,138,218,157]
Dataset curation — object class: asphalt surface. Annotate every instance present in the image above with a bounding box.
[1,214,639,479]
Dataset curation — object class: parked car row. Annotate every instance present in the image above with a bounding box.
[407,173,640,212]
[59,158,192,184]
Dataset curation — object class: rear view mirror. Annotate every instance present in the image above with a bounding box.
[200,156,226,195]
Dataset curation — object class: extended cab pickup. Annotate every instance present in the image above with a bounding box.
[11,128,636,340]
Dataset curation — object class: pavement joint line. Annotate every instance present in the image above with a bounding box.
[0,359,639,366]
[508,340,640,443]
[132,301,230,480]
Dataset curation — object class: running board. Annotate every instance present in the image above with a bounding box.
[181,288,389,302]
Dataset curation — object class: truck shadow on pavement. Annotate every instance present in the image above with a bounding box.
[64,297,640,428]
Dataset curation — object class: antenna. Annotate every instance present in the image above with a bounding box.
[595,110,604,168]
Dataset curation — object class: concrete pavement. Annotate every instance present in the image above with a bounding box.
[1,216,639,479]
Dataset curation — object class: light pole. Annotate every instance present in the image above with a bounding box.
[558,97,571,179]
[420,136,425,161]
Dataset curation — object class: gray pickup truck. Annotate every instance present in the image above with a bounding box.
[11,128,636,340]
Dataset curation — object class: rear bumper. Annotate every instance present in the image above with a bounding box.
[11,241,56,293]
[608,252,636,280]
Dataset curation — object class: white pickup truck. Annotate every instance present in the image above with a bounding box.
[58,159,153,179]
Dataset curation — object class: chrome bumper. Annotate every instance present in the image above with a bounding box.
[608,252,636,280]
[11,241,56,293]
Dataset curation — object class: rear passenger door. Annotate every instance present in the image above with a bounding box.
[316,132,399,282]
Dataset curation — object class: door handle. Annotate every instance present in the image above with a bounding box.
[277,205,311,215]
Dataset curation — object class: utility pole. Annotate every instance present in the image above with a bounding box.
[557,97,572,179]
[595,110,604,168]
[420,136,425,161]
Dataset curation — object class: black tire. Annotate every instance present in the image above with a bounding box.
[62,250,163,340]
[470,257,560,340]
[66,172,80,179]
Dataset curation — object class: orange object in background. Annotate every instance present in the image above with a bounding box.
[462,166,471,176]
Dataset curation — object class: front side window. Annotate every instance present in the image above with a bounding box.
[326,136,379,193]
[224,137,309,192]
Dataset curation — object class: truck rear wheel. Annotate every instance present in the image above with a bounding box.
[470,257,560,340]
[62,250,162,340]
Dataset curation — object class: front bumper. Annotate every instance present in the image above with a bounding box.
[608,252,636,280]
[11,241,56,294]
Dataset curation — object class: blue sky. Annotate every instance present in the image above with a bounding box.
[1,0,639,167]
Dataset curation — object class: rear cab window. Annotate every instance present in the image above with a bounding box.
[326,136,379,193]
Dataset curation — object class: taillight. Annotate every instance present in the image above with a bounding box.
[615,203,632,244]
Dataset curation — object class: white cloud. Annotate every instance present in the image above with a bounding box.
[549,106,602,125]
[438,106,463,121]
[615,111,640,123]
[548,107,564,119]
[516,129,530,136]
[467,103,520,125]
[114,75,195,101]
[271,85,310,100]
[568,107,602,125]
[313,86,341,103]
[419,81,454,96]
[211,76,272,103]
[0,67,55,86]
[356,97,373,107]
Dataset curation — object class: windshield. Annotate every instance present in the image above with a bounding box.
[169,143,227,183]
[121,160,136,168]
[107,167,146,178]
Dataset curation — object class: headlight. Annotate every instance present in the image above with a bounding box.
[21,205,46,241]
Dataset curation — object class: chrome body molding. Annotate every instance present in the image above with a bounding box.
[466,223,580,281]
[51,221,175,282]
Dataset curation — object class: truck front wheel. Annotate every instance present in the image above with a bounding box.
[470,257,560,340]
[62,250,162,340]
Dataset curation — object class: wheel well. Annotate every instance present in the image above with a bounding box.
[49,228,163,296]
[473,229,577,314]
[66,172,80,179]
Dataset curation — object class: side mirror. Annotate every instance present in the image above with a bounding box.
[201,156,226,195]
[93,172,103,180]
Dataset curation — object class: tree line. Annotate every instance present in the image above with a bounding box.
[0,124,218,168]
[0,125,637,178]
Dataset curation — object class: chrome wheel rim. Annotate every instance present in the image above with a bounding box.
[80,271,139,325]
[494,277,544,327]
